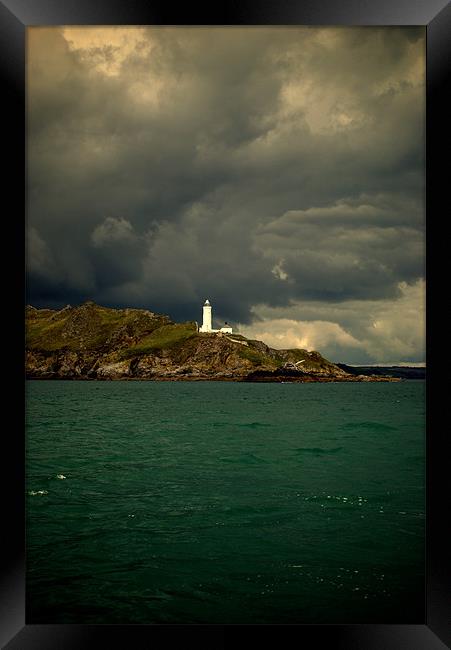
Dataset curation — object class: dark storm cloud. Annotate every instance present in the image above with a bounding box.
[27,26,425,361]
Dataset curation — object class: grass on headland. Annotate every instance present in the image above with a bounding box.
[26,318,69,351]
[26,304,168,353]
[121,322,197,357]
[238,346,281,368]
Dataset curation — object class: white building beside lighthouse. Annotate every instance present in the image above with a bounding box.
[199,299,233,333]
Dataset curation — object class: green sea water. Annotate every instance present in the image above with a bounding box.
[26,380,425,624]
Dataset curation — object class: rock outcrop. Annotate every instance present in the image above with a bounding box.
[25,302,399,382]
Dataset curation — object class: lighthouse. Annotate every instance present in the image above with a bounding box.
[200,299,212,332]
[198,299,233,334]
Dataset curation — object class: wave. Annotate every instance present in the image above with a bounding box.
[342,422,398,432]
[210,421,270,429]
[239,422,271,429]
[220,453,268,464]
[294,447,343,455]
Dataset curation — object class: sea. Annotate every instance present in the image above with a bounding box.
[26,379,425,624]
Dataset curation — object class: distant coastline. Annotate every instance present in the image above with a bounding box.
[336,364,425,380]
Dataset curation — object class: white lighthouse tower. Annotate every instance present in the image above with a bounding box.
[199,299,213,332]
[198,299,233,333]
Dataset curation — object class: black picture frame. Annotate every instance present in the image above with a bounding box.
[2,1,449,648]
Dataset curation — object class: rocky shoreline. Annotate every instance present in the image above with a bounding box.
[26,373,400,382]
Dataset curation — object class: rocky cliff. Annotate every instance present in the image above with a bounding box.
[25,302,398,382]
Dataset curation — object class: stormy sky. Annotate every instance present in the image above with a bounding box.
[27,26,425,365]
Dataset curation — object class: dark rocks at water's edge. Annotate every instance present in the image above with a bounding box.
[25,301,401,382]
[244,368,400,383]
